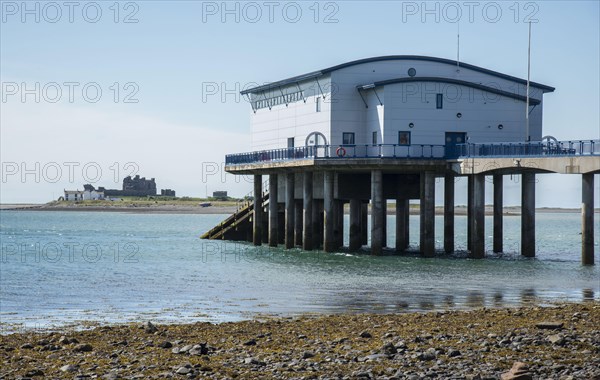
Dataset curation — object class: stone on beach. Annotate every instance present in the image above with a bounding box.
[535,321,564,330]
[501,362,533,380]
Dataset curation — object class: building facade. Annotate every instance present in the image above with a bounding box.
[243,56,553,153]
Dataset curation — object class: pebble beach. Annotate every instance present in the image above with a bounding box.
[2,303,599,379]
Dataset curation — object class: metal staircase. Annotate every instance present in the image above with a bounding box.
[200,182,269,241]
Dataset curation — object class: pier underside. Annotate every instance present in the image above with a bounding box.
[201,157,597,265]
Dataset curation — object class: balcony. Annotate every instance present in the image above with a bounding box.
[225,144,446,166]
[458,140,600,158]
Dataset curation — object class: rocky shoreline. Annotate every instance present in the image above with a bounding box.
[1,303,599,379]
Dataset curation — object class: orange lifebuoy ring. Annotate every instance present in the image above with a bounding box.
[336,147,347,157]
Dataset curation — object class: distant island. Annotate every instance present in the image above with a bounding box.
[2,200,595,216]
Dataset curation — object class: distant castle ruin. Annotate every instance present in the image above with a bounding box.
[102,175,158,197]
[64,175,175,201]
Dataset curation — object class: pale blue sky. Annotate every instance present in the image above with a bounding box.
[1,1,599,206]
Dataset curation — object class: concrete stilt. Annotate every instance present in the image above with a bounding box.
[361,202,368,245]
[396,198,408,252]
[404,200,410,249]
[313,200,323,249]
[444,174,455,254]
[467,175,473,251]
[582,173,595,265]
[420,172,435,257]
[470,174,485,259]
[278,209,285,244]
[371,170,384,255]
[382,202,387,248]
[323,172,335,252]
[332,200,343,249]
[285,173,295,249]
[268,174,279,247]
[349,199,362,251]
[262,205,269,243]
[253,175,262,246]
[493,174,503,253]
[521,172,536,257]
[294,200,303,246]
[303,171,314,251]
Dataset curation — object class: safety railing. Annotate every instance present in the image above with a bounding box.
[458,140,600,158]
[225,144,446,165]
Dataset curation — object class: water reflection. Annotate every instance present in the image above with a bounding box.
[582,288,595,301]
[493,292,504,307]
[465,292,485,308]
[521,288,537,305]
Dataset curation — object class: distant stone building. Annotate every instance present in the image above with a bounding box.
[104,175,157,197]
[83,184,105,200]
[161,189,176,196]
[64,190,84,201]
[212,191,228,199]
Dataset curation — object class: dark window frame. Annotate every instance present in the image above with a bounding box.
[398,131,411,146]
[436,93,443,109]
[342,132,355,145]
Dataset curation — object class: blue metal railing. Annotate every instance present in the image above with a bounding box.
[225,140,600,165]
[225,144,446,165]
[458,140,600,158]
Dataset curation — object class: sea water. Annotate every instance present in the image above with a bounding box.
[0,210,598,331]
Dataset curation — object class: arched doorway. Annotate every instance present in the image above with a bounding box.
[305,131,328,147]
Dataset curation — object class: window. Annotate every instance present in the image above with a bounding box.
[316,96,322,112]
[372,131,377,145]
[398,131,411,146]
[436,93,443,109]
[342,132,355,145]
[287,137,294,148]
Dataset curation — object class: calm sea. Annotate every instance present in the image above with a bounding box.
[1,210,598,331]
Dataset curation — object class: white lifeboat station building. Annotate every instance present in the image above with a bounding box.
[211,56,599,264]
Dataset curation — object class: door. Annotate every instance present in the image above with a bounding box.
[445,132,467,158]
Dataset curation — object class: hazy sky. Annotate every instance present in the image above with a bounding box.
[1,1,599,206]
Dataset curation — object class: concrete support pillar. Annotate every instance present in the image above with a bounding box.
[253,175,263,246]
[396,198,408,252]
[334,200,344,249]
[323,172,335,252]
[467,175,474,251]
[262,205,269,243]
[361,202,369,245]
[294,200,303,246]
[349,199,362,251]
[521,172,536,257]
[268,174,279,247]
[444,174,455,254]
[470,174,485,259]
[382,202,387,248]
[285,173,295,249]
[313,200,323,249]
[493,174,503,253]
[420,172,436,257]
[404,200,410,249]
[371,170,384,255]
[582,173,595,265]
[303,172,314,251]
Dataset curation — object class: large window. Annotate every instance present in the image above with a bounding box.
[398,131,411,146]
[342,132,355,145]
[372,131,377,145]
[287,137,294,148]
[436,93,443,109]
